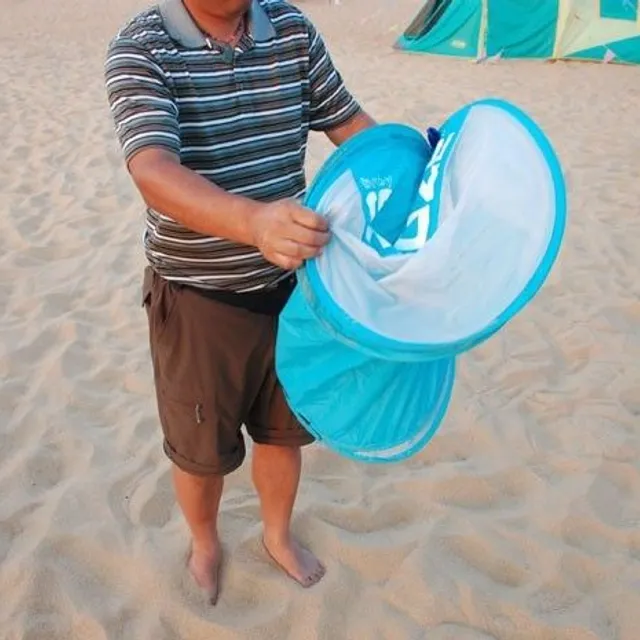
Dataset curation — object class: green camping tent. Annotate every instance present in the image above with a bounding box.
[396,0,640,64]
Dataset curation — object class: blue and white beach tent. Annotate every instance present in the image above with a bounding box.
[396,0,640,65]
[276,98,567,463]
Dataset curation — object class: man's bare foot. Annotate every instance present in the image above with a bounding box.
[187,537,222,605]
[262,534,325,588]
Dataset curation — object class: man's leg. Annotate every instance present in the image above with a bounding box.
[245,320,325,589]
[172,465,224,604]
[143,269,268,603]
[252,443,325,587]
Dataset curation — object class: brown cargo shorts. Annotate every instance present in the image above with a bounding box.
[141,267,314,476]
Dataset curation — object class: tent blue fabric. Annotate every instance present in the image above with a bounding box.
[485,0,558,58]
[275,98,567,463]
[600,0,638,20]
[276,286,457,461]
[397,1,640,66]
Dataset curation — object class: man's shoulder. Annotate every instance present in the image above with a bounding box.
[108,5,172,54]
[258,0,310,32]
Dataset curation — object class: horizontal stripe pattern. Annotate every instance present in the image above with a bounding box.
[105,0,361,292]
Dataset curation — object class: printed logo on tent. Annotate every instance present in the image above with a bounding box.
[361,130,458,256]
[360,175,393,227]
[359,175,394,252]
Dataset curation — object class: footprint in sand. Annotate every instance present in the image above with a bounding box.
[134,468,174,529]
[427,625,500,640]
[430,467,537,511]
[23,441,66,490]
[619,385,640,417]
[587,461,640,529]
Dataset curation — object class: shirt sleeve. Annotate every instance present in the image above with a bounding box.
[306,21,362,132]
[104,37,181,163]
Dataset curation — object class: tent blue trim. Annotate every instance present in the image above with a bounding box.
[299,98,567,362]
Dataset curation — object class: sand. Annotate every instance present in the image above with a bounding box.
[1,0,640,638]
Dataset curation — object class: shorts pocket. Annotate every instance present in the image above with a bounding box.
[142,268,178,342]
[158,392,245,474]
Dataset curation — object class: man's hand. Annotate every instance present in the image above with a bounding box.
[250,200,330,270]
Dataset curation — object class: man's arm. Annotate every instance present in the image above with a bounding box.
[325,110,377,147]
[104,38,328,270]
[105,37,260,243]
[127,149,327,270]
[306,20,376,144]
[128,148,261,245]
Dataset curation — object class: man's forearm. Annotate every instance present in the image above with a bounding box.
[129,149,261,246]
[325,110,377,147]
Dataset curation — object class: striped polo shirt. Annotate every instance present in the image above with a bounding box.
[105,0,361,292]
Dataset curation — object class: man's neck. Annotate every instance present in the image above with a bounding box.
[182,0,247,42]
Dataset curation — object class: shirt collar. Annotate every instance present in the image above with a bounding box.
[158,0,276,48]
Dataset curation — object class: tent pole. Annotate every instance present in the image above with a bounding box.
[478,0,489,58]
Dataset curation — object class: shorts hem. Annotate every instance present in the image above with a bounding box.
[248,431,315,448]
[163,440,244,476]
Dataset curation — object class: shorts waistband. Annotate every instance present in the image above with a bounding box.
[181,274,297,316]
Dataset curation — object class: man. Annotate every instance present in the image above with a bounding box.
[104,0,375,604]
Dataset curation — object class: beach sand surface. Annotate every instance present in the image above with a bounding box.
[1,0,640,638]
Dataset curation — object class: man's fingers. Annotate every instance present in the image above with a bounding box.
[279,238,323,259]
[257,200,330,269]
[286,225,330,248]
[271,252,302,271]
[290,204,329,232]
